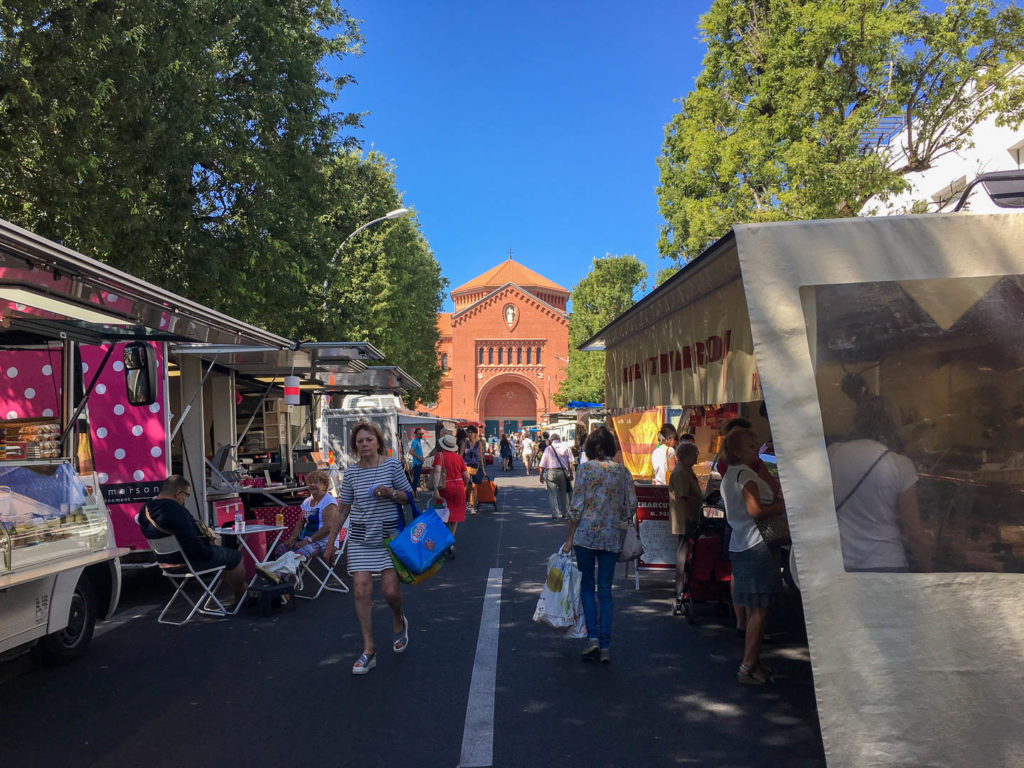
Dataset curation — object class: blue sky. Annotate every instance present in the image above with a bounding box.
[329,1,708,311]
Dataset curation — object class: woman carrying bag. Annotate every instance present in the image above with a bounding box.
[325,422,414,675]
[561,427,636,663]
[431,433,471,559]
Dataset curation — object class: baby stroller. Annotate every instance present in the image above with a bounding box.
[675,501,732,624]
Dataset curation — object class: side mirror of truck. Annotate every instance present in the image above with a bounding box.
[123,342,158,406]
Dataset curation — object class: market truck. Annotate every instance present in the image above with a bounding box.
[0,217,292,662]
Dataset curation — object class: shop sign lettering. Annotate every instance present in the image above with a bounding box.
[622,331,733,384]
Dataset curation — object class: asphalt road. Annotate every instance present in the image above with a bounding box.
[0,464,825,768]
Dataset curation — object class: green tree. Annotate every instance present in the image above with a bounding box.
[657,0,1024,262]
[555,255,647,407]
[319,151,447,405]
[0,0,363,332]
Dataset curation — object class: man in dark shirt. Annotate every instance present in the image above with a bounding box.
[138,475,246,605]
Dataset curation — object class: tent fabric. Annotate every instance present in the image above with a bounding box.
[566,400,603,409]
[601,249,760,408]
[608,408,663,480]
[734,213,1024,768]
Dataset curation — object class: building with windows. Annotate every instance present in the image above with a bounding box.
[861,64,1024,214]
[429,257,570,436]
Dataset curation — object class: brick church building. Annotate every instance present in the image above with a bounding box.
[431,257,570,437]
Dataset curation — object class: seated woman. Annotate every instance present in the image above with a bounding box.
[270,469,340,562]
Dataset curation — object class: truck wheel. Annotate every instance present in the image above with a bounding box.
[32,576,97,666]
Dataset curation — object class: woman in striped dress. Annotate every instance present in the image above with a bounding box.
[325,421,413,675]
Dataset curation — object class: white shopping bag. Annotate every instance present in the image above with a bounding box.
[262,550,303,577]
[533,551,579,630]
[563,561,587,639]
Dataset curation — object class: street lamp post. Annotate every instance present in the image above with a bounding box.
[321,207,411,318]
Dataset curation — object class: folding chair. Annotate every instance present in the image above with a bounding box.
[295,520,350,600]
[148,535,230,625]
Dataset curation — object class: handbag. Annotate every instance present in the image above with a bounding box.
[386,497,454,581]
[425,458,447,491]
[553,447,573,494]
[754,513,791,547]
[618,518,644,562]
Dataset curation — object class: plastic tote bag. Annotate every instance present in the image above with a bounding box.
[533,551,586,638]
[387,499,454,577]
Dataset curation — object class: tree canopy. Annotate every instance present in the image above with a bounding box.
[555,255,646,408]
[657,0,1024,262]
[0,1,446,401]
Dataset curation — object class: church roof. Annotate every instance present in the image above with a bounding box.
[451,258,569,296]
[437,313,452,336]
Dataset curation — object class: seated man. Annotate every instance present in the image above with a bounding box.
[138,475,246,607]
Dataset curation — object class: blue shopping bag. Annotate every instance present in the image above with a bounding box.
[387,501,454,576]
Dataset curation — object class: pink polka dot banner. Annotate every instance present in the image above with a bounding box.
[0,349,63,420]
[0,344,168,550]
[82,343,167,549]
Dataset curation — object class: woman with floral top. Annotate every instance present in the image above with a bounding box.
[561,426,637,663]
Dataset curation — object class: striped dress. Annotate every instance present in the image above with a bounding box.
[339,457,414,574]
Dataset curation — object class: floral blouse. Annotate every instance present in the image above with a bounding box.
[568,460,637,552]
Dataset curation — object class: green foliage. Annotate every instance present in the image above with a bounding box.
[554,255,646,407]
[0,1,364,332]
[319,152,447,405]
[654,266,677,288]
[0,2,447,402]
[657,0,1024,262]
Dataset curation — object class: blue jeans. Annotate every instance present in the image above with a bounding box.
[411,462,423,490]
[574,546,617,649]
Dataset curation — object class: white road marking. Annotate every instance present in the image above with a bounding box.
[459,567,504,768]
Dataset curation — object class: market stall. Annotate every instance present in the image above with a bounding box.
[583,213,1024,767]
[0,216,294,658]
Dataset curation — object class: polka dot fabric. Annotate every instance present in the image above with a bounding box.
[82,343,167,549]
[0,344,168,550]
[0,350,62,420]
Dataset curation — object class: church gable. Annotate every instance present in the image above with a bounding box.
[451,283,568,327]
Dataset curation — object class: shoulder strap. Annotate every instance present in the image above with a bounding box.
[144,505,173,536]
[835,449,891,512]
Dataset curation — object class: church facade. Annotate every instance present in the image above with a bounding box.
[431,258,570,437]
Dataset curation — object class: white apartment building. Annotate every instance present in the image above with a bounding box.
[862,64,1024,214]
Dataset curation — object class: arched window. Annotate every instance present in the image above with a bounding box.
[497,348,503,364]
[479,348,484,364]
[517,348,522,365]
[526,348,531,364]
[488,347,494,364]
[536,347,542,365]
[441,353,448,371]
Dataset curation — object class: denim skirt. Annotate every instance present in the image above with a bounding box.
[730,540,782,608]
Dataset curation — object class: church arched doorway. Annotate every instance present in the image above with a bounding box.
[479,376,539,438]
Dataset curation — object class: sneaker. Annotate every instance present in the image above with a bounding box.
[581,638,600,660]
[599,648,611,664]
[352,651,376,675]
[737,663,771,685]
